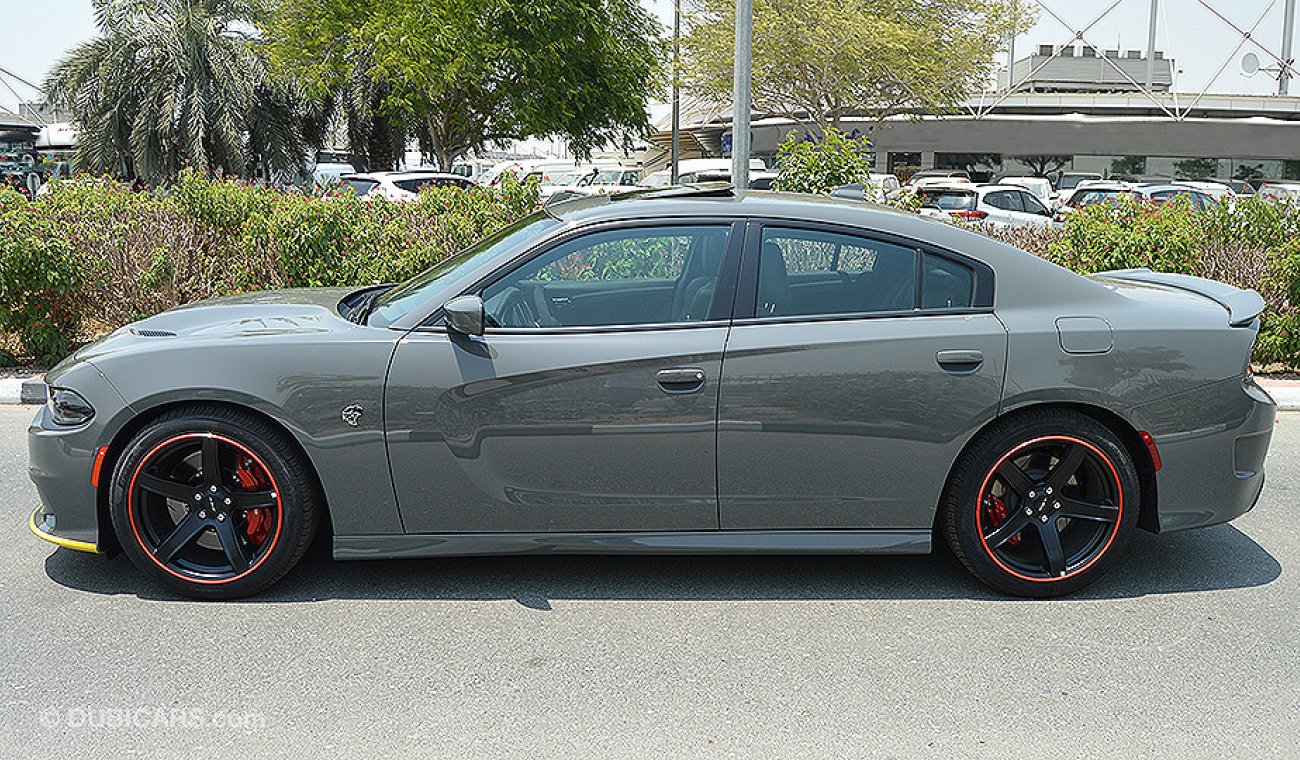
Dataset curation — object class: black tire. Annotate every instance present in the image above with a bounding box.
[942,409,1139,597]
[109,405,320,599]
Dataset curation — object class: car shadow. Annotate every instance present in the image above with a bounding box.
[41,523,1282,606]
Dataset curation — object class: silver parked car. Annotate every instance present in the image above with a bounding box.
[30,187,1273,599]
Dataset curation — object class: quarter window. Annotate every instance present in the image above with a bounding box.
[481,225,730,328]
[922,253,975,309]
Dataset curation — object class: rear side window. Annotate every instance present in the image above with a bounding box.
[922,253,974,309]
[984,191,1023,212]
[757,228,917,317]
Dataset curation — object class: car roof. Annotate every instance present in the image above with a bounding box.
[343,170,465,181]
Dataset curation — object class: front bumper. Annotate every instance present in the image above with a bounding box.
[29,507,100,553]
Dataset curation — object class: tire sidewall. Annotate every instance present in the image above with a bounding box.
[945,412,1140,597]
[109,411,315,599]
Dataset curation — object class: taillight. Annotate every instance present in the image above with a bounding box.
[951,210,988,220]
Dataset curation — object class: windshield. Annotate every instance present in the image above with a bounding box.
[548,171,585,186]
[593,169,636,185]
[341,178,378,196]
[369,213,561,325]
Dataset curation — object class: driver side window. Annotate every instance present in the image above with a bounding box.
[481,225,731,328]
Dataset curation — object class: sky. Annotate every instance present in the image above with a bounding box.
[3,0,1298,113]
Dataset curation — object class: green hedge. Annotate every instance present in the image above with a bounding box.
[2,173,1299,370]
[0,172,537,363]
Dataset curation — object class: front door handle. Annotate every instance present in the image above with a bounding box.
[656,367,706,393]
[936,349,984,371]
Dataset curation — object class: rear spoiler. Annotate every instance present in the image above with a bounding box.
[1093,268,1266,327]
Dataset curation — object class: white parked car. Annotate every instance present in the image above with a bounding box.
[537,166,603,201]
[916,183,1055,227]
[339,171,474,201]
[1257,182,1300,203]
[996,176,1055,207]
[571,166,644,196]
[1055,172,1105,205]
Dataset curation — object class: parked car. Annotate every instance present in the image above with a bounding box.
[1257,181,1300,203]
[537,166,602,202]
[31,186,1273,600]
[1056,182,1216,222]
[339,171,474,201]
[906,169,971,186]
[828,174,903,203]
[996,176,1055,206]
[1054,172,1104,205]
[916,184,1054,227]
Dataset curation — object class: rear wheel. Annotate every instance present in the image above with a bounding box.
[109,405,320,599]
[942,409,1139,597]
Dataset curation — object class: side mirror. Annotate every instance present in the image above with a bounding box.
[444,294,485,336]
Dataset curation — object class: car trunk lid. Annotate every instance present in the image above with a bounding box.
[1090,268,1265,327]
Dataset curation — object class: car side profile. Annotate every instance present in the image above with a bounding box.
[916,183,1055,227]
[339,170,475,201]
[29,187,1274,599]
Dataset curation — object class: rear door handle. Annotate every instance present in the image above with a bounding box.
[656,367,706,393]
[936,349,984,370]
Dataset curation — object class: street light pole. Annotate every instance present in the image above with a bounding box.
[1145,0,1159,89]
[671,1,681,184]
[1282,0,1296,95]
[731,0,753,191]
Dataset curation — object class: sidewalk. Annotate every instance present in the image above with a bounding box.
[4,373,1299,409]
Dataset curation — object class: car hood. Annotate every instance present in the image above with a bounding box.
[68,287,358,365]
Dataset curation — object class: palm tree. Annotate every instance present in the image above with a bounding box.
[45,0,311,183]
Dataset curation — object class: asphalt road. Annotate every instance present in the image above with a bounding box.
[2,405,1298,759]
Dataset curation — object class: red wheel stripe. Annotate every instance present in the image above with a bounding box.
[975,435,1124,583]
[126,432,284,586]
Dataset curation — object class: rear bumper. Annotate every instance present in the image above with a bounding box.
[1136,377,1275,533]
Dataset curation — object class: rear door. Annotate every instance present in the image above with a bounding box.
[717,221,1007,531]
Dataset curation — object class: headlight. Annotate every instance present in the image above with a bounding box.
[48,387,96,426]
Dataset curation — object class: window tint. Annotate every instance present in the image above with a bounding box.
[922,253,974,309]
[985,191,1023,212]
[1021,191,1050,216]
[920,190,976,211]
[482,225,730,328]
[394,177,470,193]
[341,178,377,196]
[757,228,917,317]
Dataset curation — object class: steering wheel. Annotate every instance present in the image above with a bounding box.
[485,286,538,328]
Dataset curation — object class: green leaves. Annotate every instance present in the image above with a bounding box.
[771,129,874,195]
[47,0,312,184]
[265,0,662,169]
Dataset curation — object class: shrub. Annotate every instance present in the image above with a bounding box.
[772,128,874,195]
[1046,195,1201,275]
[0,173,538,365]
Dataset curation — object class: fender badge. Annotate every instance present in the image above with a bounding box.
[341,404,364,427]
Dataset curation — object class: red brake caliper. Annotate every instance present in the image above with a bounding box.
[235,456,272,545]
[981,492,1021,546]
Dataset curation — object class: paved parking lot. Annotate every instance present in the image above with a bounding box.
[2,405,1298,758]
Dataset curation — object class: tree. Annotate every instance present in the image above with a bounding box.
[1014,155,1072,178]
[1110,156,1146,177]
[266,0,663,170]
[46,0,312,183]
[682,0,1032,135]
[1173,157,1218,178]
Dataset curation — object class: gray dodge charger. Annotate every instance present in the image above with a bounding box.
[28,187,1275,598]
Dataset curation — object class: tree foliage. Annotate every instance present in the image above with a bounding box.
[45,0,314,183]
[771,129,873,195]
[265,0,664,170]
[682,0,1032,134]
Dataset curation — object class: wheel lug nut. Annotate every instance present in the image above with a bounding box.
[1040,515,1049,523]
[1024,508,1033,515]
[1053,502,1061,509]
[217,513,226,522]
[1046,487,1053,494]
[224,497,232,505]
[194,494,202,501]
[210,485,218,492]
[199,510,207,518]
[1029,491,1036,498]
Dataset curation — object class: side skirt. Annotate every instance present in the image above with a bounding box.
[333,530,932,560]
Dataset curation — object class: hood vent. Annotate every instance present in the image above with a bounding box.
[130,328,177,337]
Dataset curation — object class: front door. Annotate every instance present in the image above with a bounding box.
[385,221,740,533]
[717,222,1007,530]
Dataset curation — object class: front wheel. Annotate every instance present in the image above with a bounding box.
[109,405,320,599]
[942,410,1139,597]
